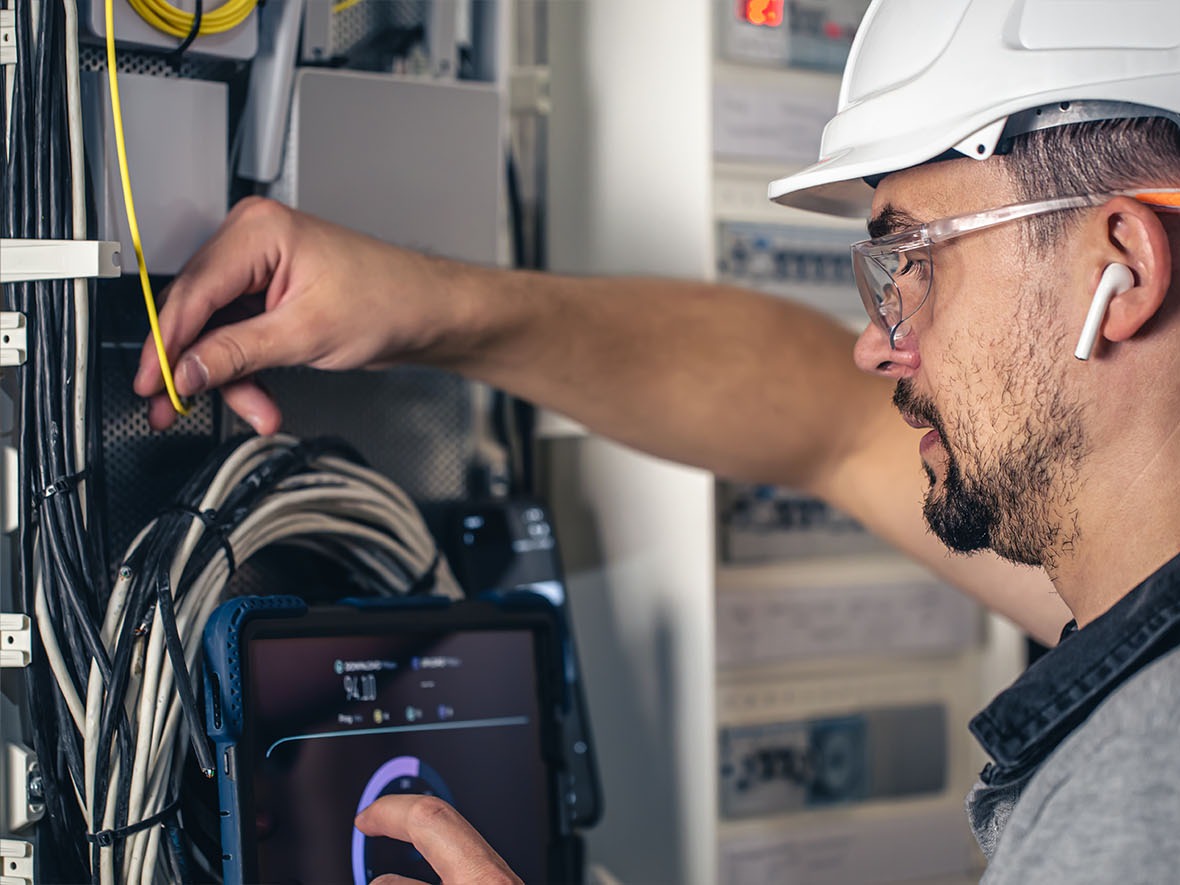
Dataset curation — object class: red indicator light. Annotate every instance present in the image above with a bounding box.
[741,0,784,27]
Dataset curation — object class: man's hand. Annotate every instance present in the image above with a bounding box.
[134,197,478,433]
[354,795,522,885]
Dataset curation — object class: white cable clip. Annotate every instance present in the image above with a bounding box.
[0,10,15,67]
[4,744,45,831]
[0,614,31,668]
[0,313,27,367]
[0,839,34,885]
[510,66,552,117]
[0,238,122,284]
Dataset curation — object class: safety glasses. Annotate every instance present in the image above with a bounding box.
[851,189,1180,347]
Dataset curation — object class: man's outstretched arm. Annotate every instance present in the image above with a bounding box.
[136,198,1070,643]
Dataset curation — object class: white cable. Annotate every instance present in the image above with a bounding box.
[99,756,122,885]
[123,606,169,884]
[141,480,450,803]
[34,574,86,731]
[78,436,456,883]
[62,0,90,517]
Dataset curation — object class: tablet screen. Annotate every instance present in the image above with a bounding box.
[240,626,553,884]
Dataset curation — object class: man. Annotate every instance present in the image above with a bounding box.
[137,1,1180,880]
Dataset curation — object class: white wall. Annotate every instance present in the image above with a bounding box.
[545,2,719,883]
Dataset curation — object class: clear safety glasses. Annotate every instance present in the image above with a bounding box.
[851,189,1180,348]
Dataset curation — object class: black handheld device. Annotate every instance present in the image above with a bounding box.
[203,594,580,885]
[433,498,603,828]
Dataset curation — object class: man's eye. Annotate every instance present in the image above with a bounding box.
[897,258,930,280]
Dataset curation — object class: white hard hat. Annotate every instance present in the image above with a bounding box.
[769,0,1180,218]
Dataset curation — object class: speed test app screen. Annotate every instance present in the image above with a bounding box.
[244,629,551,884]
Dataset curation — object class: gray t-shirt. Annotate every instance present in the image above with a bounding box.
[970,645,1180,883]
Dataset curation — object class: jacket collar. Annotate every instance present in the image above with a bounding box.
[970,551,1180,784]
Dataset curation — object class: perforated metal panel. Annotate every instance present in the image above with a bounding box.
[78,43,242,80]
[98,355,473,582]
[256,366,475,502]
[99,343,219,566]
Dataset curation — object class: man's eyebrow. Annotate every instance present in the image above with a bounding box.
[867,205,922,239]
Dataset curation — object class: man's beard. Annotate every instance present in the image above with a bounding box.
[892,378,1085,568]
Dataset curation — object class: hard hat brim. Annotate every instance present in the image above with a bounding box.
[768,141,938,219]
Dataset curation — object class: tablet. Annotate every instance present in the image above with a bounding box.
[203,595,577,884]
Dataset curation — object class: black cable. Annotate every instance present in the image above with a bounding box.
[21,0,92,862]
[89,557,150,880]
[164,813,193,884]
[155,571,216,775]
[6,0,118,877]
[2,6,77,874]
[507,152,527,270]
[171,0,203,65]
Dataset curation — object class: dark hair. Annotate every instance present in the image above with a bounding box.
[1002,117,1180,249]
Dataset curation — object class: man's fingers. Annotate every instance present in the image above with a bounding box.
[161,310,305,401]
[135,197,289,396]
[369,876,428,885]
[220,378,283,435]
[146,393,179,432]
[146,376,281,435]
[135,285,254,399]
[355,796,521,885]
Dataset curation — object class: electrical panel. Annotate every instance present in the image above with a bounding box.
[719,0,870,72]
[706,4,1011,884]
[715,221,866,328]
[719,482,888,562]
[716,558,980,669]
[719,704,947,818]
[2,1,530,882]
[716,661,985,885]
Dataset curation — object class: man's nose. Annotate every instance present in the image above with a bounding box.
[853,321,921,378]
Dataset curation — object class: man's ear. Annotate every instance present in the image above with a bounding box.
[1095,196,1173,344]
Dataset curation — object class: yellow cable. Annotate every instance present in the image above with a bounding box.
[124,0,255,40]
[105,0,189,416]
[331,0,363,14]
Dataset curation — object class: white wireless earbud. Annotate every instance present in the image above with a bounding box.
[1074,263,1134,361]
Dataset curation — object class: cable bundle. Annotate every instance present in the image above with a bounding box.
[125,0,255,39]
[27,433,463,884]
[3,0,107,879]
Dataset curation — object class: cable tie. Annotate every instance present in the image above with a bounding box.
[86,797,181,847]
[135,602,157,636]
[164,503,238,577]
[33,467,91,508]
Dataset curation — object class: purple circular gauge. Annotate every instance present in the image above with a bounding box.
[352,756,454,885]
